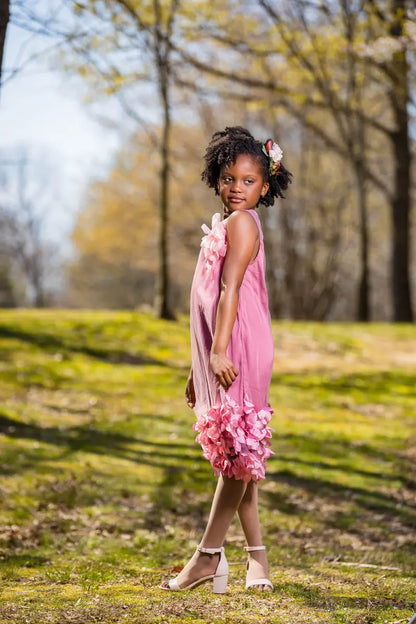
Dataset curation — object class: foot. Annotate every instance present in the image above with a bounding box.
[246,549,272,592]
[160,550,220,589]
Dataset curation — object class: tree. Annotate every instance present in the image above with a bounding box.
[11,0,194,317]
[67,126,214,310]
[52,0,196,319]
[0,0,10,91]
[0,154,60,307]
[386,0,413,321]
[114,0,181,319]
[259,0,374,321]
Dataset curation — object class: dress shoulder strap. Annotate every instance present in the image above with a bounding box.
[247,209,263,242]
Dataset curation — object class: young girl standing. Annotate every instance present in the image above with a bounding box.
[160,126,292,593]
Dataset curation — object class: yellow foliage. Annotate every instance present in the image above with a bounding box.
[70,124,217,308]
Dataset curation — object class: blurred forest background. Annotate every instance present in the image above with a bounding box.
[0,0,415,322]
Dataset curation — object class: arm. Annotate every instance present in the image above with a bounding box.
[210,211,259,389]
[185,367,195,408]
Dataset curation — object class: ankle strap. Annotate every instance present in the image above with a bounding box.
[197,544,223,554]
[244,545,266,552]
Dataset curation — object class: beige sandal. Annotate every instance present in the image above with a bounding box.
[244,545,274,590]
[159,545,229,593]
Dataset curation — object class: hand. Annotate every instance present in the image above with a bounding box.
[185,374,196,408]
[210,352,239,389]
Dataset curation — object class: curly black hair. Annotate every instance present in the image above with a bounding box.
[201,126,292,207]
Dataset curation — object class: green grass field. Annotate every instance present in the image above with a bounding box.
[0,309,415,624]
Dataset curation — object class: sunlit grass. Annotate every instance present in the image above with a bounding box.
[0,309,415,624]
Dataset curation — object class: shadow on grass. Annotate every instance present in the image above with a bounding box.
[144,464,209,531]
[0,554,50,567]
[0,326,167,367]
[265,468,416,529]
[272,370,416,399]
[0,412,207,476]
[2,410,415,533]
[270,431,415,490]
[273,580,415,612]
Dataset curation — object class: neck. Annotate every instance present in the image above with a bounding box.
[222,206,256,219]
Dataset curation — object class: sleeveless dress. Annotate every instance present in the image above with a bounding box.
[190,208,274,482]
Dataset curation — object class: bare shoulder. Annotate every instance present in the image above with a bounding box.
[226,210,258,242]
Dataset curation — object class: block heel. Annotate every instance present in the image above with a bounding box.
[212,571,228,594]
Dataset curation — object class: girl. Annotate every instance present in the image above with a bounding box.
[160,126,292,593]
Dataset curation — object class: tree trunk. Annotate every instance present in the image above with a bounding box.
[281,206,300,318]
[262,205,282,318]
[354,159,370,321]
[389,0,413,322]
[390,113,413,322]
[0,0,9,91]
[33,280,45,307]
[154,49,175,319]
[342,3,371,322]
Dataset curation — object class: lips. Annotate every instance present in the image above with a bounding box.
[229,196,244,203]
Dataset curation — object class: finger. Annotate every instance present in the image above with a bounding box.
[185,390,193,407]
[228,366,240,383]
[225,361,238,377]
[223,370,234,386]
[218,375,228,389]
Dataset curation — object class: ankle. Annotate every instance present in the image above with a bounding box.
[197,544,224,553]
[196,550,220,564]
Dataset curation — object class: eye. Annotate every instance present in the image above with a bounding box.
[245,179,255,184]
[222,176,232,182]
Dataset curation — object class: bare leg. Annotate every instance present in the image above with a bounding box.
[161,474,247,589]
[237,481,272,591]
[237,481,262,544]
[201,474,247,547]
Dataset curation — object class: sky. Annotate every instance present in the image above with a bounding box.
[0,16,123,245]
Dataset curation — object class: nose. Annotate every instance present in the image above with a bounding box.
[231,180,242,192]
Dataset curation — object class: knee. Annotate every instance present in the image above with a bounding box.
[241,481,257,505]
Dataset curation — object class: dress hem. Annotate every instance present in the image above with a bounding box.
[193,393,274,483]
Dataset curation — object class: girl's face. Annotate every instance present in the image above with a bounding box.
[218,154,269,214]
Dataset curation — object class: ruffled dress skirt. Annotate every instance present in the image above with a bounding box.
[190,210,275,483]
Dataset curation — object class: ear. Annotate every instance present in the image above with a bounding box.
[261,182,269,197]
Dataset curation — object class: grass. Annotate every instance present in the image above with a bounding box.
[0,309,415,624]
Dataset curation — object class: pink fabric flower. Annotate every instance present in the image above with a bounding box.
[193,394,274,482]
[200,212,227,274]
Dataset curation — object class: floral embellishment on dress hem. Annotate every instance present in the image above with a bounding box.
[193,393,274,482]
[200,212,227,275]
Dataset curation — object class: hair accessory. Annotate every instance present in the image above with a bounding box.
[262,138,283,175]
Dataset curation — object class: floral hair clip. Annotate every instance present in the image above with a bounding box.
[262,138,283,175]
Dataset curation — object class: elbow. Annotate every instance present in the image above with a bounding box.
[220,280,240,298]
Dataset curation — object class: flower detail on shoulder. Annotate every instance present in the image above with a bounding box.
[200,212,227,274]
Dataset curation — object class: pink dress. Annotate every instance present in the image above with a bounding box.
[190,208,274,482]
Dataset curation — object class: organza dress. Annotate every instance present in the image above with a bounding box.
[190,209,274,482]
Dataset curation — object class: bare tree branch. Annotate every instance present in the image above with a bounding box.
[0,0,10,91]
